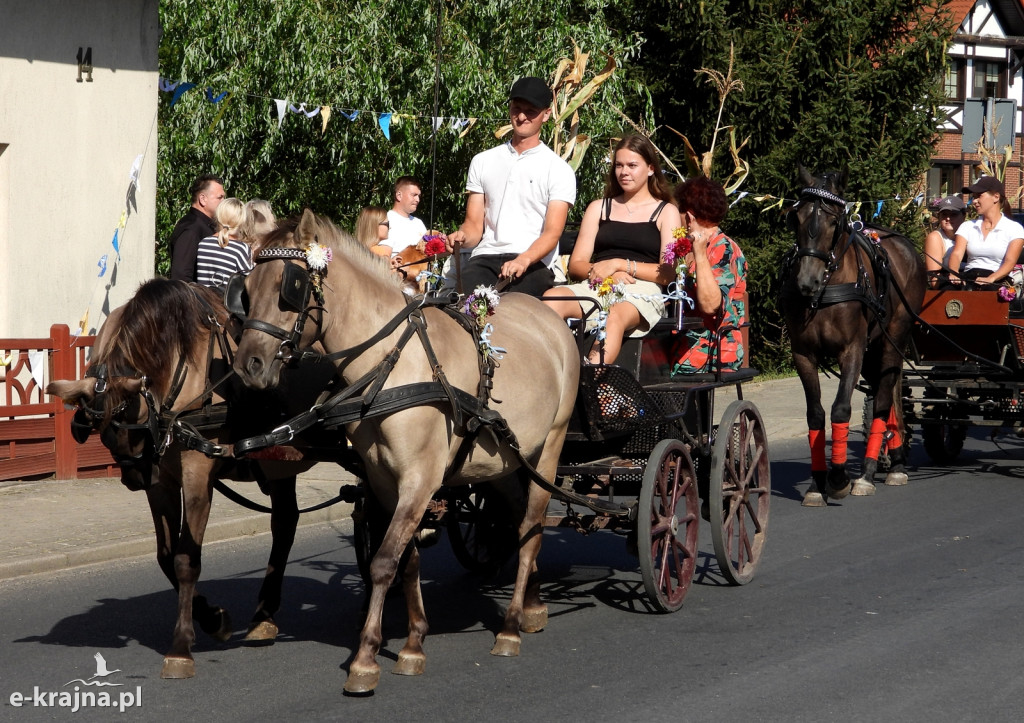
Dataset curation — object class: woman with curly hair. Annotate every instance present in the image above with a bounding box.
[670,176,748,374]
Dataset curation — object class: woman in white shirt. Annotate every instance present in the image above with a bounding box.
[947,176,1024,287]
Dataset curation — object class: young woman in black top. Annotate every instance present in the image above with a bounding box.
[543,134,680,364]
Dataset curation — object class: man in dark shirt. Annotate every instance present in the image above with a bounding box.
[168,174,225,281]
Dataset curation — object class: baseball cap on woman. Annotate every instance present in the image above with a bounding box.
[962,176,1005,196]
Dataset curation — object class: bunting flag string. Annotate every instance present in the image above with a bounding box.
[157,77,947,217]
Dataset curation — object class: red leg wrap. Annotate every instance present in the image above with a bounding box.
[886,407,903,450]
[865,417,887,460]
[809,428,826,471]
[831,422,850,466]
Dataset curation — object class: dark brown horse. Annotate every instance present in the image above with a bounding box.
[783,168,926,505]
[47,280,322,678]
[231,210,579,694]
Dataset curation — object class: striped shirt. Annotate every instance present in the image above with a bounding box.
[195,236,253,288]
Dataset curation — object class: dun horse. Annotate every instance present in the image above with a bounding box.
[231,210,579,694]
[47,280,321,678]
[783,168,926,505]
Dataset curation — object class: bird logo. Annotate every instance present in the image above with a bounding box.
[65,652,124,688]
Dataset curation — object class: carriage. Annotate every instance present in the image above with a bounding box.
[382,301,772,614]
[901,287,1024,463]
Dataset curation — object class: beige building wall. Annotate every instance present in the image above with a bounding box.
[0,1,159,338]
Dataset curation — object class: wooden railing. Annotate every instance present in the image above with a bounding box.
[1,324,116,481]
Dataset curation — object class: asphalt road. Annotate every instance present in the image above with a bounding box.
[2,432,1023,722]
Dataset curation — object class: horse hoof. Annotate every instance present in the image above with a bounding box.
[343,669,380,696]
[884,472,908,487]
[243,620,278,645]
[850,478,876,496]
[161,656,196,679]
[827,482,851,500]
[200,607,233,642]
[802,489,826,507]
[490,632,521,657]
[521,607,548,633]
[392,652,426,676]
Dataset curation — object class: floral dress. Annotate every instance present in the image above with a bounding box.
[671,232,747,374]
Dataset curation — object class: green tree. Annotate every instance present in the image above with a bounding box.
[156,0,649,275]
[616,0,956,370]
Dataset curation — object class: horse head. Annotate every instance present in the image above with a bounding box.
[47,281,222,490]
[233,209,335,389]
[49,368,157,490]
[788,166,850,298]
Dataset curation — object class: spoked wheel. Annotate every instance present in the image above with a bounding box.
[446,485,518,576]
[638,439,699,613]
[710,400,771,585]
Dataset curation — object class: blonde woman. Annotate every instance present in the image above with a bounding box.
[195,197,253,288]
[355,206,392,257]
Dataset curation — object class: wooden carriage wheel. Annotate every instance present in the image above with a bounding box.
[709,400,771,585]
[637,439,699,612]
[445,486,517,576]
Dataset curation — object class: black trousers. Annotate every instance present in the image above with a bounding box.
[446,253,554,298]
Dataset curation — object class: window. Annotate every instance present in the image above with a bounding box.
[944,58,964,101]
[971,60,1006,99]
[927,164,963,201]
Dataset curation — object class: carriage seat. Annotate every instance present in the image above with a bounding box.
[615,292,755,385]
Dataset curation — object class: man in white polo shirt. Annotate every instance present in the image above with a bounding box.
[446,76,576,297]
[380,175,428,258]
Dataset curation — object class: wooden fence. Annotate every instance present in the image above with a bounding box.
[1,324,116,481]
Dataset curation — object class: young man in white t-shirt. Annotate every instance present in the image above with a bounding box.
[381,176,428,258]
[446,76,577,297]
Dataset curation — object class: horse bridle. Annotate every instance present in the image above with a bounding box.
[227,247,325,363]
[787,186,851,291]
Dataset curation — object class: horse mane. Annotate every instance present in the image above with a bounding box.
[97,280,218,416]
[251,212,403,289]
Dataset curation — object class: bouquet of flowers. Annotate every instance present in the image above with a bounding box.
[663,228,693,279]
[589,275,625,310]
[463,285,505,359]
[305,243,333,302]
[422,234,447,257]
[998,264,1024,302]
[464,285,500,329]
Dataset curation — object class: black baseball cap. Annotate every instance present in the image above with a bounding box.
[509,77,553,109]
[932,196,966,214]
[963,175,1005,196]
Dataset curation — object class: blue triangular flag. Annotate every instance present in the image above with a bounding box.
[378,113,392,140]
[205,88,228,103]
[112,228,120,257]
[339,109,359,121]
[97,254,108,277]
[872,200,883,219]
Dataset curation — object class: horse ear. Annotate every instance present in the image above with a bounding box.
[46,378,94,405]
[297,208,318,242]
[798,164,816,188]
[837,169,849,195]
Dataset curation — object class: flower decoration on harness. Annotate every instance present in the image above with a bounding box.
[416,233,449,292]
[664,228,693,279]
[305,243,332,303]
[462,285,505,360]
